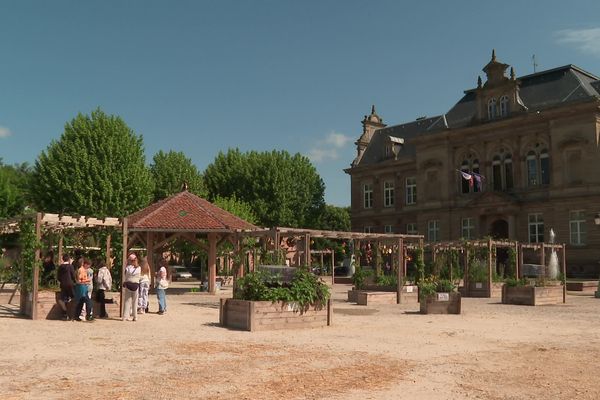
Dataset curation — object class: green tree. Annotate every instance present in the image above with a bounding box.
[204,149,325,227]
[31,108,153,217]
[0,160,31,218]
[150,150,205,201]
[213,195,258,225]
[311,205,350,231]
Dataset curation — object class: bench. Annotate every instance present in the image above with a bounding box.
[356,291,397,306]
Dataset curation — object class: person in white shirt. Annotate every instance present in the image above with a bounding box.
[155,259,169,315]
[122,253,141,321]
[95,261,112,318]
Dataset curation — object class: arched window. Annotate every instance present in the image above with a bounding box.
[487,98,497,120]
[540,149,550,185]
[492,156,502,191]
[459,156,481,194]
[504,154,513,189]
[527,149,551,187]
[500,96,509,117]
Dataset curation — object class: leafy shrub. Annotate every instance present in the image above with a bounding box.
[418,276,456,300]
[375,274,398,287]
[468,258,488,282]
[352,266,372,290]
[504,277,528,287]
[234,268,330,310]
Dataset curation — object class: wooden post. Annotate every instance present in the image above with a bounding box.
[327,298,333,326]
[105,233,112,270]
[304,233,311,266]
[397,238,404,304]
[331,249,335,285]
[464,246,470,296]
[57,234,64,266]
[487,238,493,298]
[514,243,519,280]
[208,233,217,294]
[518,243,524,279]
[32,213,42,320]
[120,217,128,318]
[146,232,154,288]
[561,244,567,303]
[540,244,546,279]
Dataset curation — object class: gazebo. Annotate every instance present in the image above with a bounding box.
[123,190,258,303]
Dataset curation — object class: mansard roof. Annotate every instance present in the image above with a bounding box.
[354,64,600,168]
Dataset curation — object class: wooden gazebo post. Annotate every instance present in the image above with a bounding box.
[396,237,404,304]
[487,238,493,298]
[331,249,335,285]
[561,243,567,303]
[208,233,217,294]
[31,212,42,320]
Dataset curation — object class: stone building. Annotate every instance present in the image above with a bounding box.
[345,52,600,276]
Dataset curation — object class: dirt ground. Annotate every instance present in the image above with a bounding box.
[1,283,599,400]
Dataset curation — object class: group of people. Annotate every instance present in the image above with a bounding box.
[121,253,169,321]
[55,252,169,322]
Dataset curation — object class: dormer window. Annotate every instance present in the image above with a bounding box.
[500,95,509,117]
[487,98,497,120]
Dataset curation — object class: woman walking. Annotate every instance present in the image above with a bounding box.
[155,259,169,315]
[122,253,141,321]
[95,260,112,318]
[137,258,151,314]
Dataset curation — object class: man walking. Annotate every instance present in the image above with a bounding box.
[56,254,76,320]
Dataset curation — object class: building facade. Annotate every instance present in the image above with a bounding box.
[345,52,600,276]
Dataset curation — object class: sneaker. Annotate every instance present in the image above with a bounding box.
[86,315,94,321]
[157,311,164,315]
[75,317,83,322]
[132,318,137,322]
[122,318,131,322]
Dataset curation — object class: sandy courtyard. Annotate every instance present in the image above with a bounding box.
[1,284,599,400]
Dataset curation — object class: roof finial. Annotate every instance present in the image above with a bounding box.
[371,104,376,115]
[491,49,496,62]
[510,67,515,80]
[181,182,189,191]
[477,76,482,88]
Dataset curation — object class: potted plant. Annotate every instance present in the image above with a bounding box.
[418,277,461,314]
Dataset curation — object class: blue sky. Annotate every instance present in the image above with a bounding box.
[1,1,600,206]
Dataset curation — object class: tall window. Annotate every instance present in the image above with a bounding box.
[383,181,394,207]
[492,153,514,191]
[405,177,417,205]
[461,218,475,239]
[406,223,418,235]
[427,220,440,242]
[460,157,481,194]
[487,98,497,120]
[364,226,373,234]
[569,210,586,245]
[500,95,509,117]
[527,149,550,187]
[528,213,544,243]
[363,183,373,209]
[384,225,393,233]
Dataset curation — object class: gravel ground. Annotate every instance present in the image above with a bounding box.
[1,283,599,399]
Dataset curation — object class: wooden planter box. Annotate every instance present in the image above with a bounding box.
[419,292,461,314]
[23,290,120,319]
[0,285,20,305]
[502,284,565,306]
[357,291,397,305]
[347,285,418,304]
[461,282,503,298]
[566,281,598,293]
[219,298,332,331]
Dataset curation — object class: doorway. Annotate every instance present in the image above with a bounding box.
[490,219,509,277]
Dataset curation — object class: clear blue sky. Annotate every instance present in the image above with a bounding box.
[2,1,600,206]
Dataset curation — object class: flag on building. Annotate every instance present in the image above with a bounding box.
[458,170,473,188]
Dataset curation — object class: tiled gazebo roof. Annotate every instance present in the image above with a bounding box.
[127,191,258,232]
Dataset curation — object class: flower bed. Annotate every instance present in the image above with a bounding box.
[220,268,331,331]
[501,284,565,306]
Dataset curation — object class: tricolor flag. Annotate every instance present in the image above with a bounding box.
[472,172,485,190]
[458,170,473,188]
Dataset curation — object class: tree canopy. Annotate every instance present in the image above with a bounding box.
[150,150,206,201]
[204,149,325,228]
[311,205,350,232]
[212,195,258,225]
[31,108,153,217]
[0,160,31,219]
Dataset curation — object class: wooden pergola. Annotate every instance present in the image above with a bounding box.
[239,226,424,304]
[0,212,121,319]
[123,190,258,309]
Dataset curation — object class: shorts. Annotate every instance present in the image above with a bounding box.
[60,286,74,302]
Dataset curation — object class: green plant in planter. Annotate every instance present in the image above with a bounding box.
[375,274,398,287]
[352,266,372,290]
[468,258,488,283]
[504,277,528,287]
[418,277,456,300]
